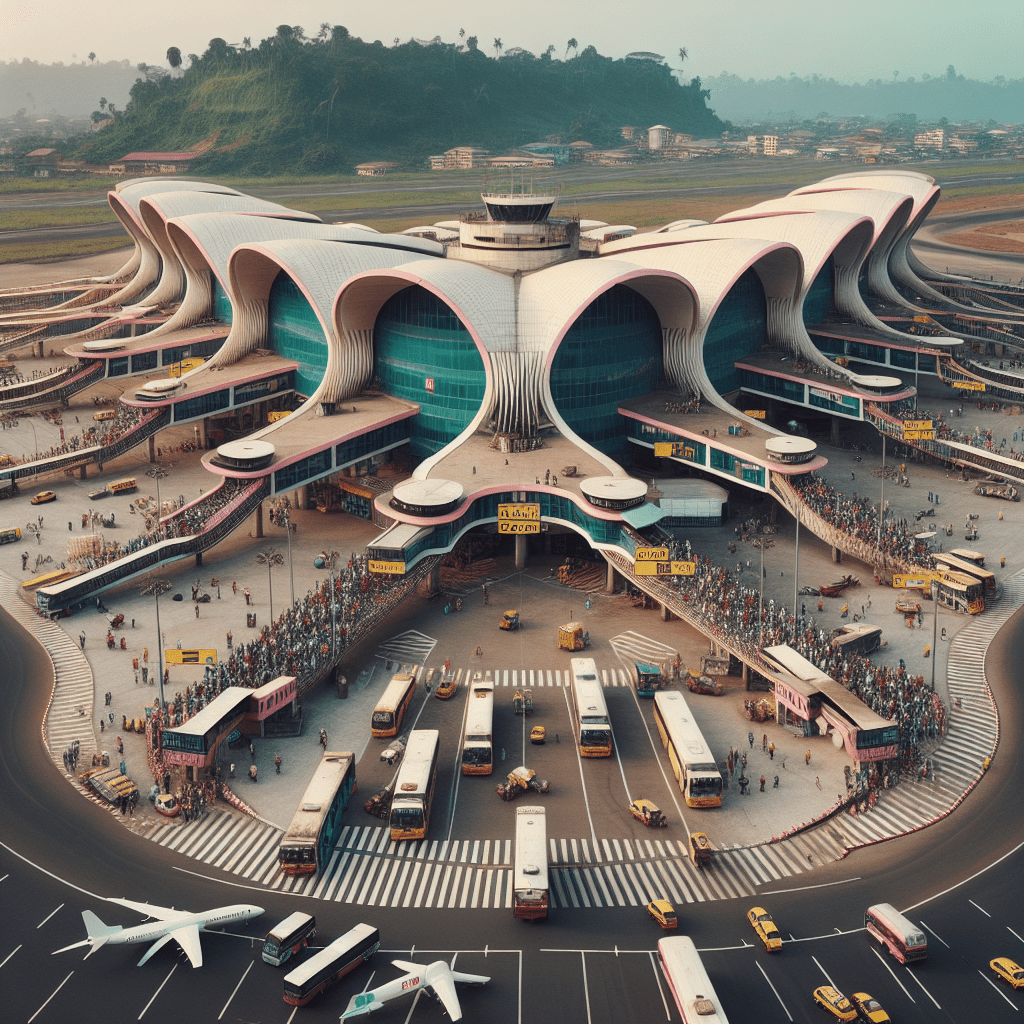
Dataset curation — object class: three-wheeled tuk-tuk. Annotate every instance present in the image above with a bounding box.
[558,622,590,650]
[629,798,667,827]
[688,831,714,867]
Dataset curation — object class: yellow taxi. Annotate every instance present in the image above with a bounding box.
[31,490,57,505]
[746,906,782,952]
[530,725,546,744]
[646,899,677,930]
[849,992,891,1023]
[812,986,857,1022]
[991,958,1024,989]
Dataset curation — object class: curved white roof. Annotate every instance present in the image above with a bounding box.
[581,225,636,242]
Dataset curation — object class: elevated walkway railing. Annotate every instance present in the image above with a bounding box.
[0,361,104,411]
[37,477,270,614]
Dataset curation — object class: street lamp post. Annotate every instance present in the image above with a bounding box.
[255,547,284,621]
[271,498,296,609]
[931,578,939,691]
[146,466,170,540]
[138,578,172,711]
[876,432,886,552]
[755,535,774,648]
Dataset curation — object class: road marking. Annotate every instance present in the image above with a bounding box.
[28,971,73,1023]
[218,960,253,1020]
[648,950,672,1020]
[1009,927,1024,945]
[755,961,793,1021]
[0,944,20,970]
[904,965,942,1009]
[36,903,63,929]
[970,899,992,917]
[812,955,838,989]
[870,947,916,1003]
[138,965,177,1019]
[979,970,1018,1009]
[579,952,594,1024]
[761,876,861,896]
[920,920,949,947]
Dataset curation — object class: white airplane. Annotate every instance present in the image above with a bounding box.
[340,958,490,1022]
[52,897,264,968]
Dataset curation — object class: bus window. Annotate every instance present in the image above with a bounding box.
[263,912,316,967]
[865,903,927,963]
[0,527,21,545]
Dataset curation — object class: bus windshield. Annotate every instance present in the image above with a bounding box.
[390,801,424,830]
[688,774,723,799]
[580,727,610,747]
[462,746,491,766]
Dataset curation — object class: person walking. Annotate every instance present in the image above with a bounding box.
[748,731,754,749]
[759,775,766,792]
[249,741,256,760]
[79,632,85,650]
[773,775,779,788]
[768,742,775,760]
[762,732,767,752]
[805,749,811,766]
[275,753,282,774]
[249,764,258,783]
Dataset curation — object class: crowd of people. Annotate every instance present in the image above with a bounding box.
[1,405,150,465]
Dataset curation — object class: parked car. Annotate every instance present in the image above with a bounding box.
[646,899,677,930]
[991,958,1024,990]
[746,906,782,952]
[31,490,57,505]
[812,985,857,1022]
[849,992,891,1023]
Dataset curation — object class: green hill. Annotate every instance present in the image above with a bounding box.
[73,29,727,174]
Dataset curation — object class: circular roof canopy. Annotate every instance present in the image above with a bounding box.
[392,479,465,515]
[765,437,817,464]
[580,476,648,510]
[217,439,275,462]
[850,374,903,389]
[81,339,127,352]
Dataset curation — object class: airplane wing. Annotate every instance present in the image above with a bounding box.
[107,897,192,923]
[425,967,463,1022]
[170,924,204,968]
[136,932,175,967]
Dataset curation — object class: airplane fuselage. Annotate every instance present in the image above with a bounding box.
[102,904,262,946]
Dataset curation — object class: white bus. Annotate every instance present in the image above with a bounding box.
[371,673,417,738]
[282,922,380,1005]
[570,657,612,757]
[389,729,440,842]
[657,936,730,1024]
[653,691,723,808]
[461,674,494,775]
[513,806,549,920]
[865,903,928,963]
[262,911,317,967]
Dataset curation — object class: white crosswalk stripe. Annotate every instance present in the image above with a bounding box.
[462,666,632,688]
[375,630,436,665]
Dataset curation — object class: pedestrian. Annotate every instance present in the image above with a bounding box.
[194,602,200,618]
[739,774,749,795]
[815,776,822,790]
[817,598,823,612]
[275,753,282,774]
[68,521,72,531]
[851,472,855,481]
[762,732,767,752]
[79,632,85,650]
[100,718,104,732]
[805,749,811,766]
[232,580,237,595]
[143,647,148,664]
[773,775,779,789]
[769,742,775,760]
[759,775,766,792]
[748,731,754,749]
[249,741,255,760]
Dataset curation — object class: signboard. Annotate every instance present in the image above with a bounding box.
[369,559,406,575]
[497,503,540,534]
[164,648,218,665]
[902,420,933,431]
[743,409,766,420]
[903,429,936,441]
[635,547,669,562]
[893,573,934,589]
[952,380,985,391]
[653,441,699,461]
[635,560,696,577]
[425,377,435,393]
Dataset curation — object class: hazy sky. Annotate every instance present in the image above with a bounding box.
[3,0,1021,81]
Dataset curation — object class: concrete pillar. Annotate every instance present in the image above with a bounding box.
[295,486,308,510]
[660,602,671,622]
[831,546,842,563]
[427,562,440,594]
[254,502,264,539]
[195,551,203,567]
[830,417,842,446]
[147,435,156,464]
[197,418,208,449]
[35,340,44,358]
[515,533,527,569]
[79,464,88,480]
[605,560,617,594]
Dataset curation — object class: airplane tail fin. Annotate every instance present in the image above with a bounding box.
[53,910,121,959]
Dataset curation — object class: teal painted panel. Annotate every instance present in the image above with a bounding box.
[268,273,327,399]
[703,268,767,395]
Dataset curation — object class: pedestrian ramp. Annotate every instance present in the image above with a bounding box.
[609,631,678,672]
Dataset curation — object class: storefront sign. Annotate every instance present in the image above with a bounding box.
[369,559,406,575]
[497,503,540,534]
[164,648,218,665]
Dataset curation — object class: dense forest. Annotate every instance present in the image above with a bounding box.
[703,68,1024,123]
[56,29,725,174]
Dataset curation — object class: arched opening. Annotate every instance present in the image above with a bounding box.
[703,268,768,395]
[267,271,328,399]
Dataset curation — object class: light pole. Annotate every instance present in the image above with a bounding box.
[876,432,886,553]
[754,535,774,648]
[146,466,170,539]
[271,498,296,609]
[138,577,172,711]
[255,547,284,621]
[793,516,800,624]
[930,578,939,691]
[325,549,340,661]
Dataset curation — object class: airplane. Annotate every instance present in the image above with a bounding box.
[52,897,264,968]
[340,958,490,1022]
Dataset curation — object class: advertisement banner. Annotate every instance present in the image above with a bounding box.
[369,559,406,575]
[164,648,218,665]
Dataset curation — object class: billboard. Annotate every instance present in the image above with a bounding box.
[164,648,218,665]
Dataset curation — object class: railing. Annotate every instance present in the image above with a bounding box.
[0,362,105,411]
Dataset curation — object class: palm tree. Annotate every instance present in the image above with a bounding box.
[241,36,251,50]
[493,37,503,59]
[166,46,182,71]
[317,22,330,42]
[88,52,96,63]
[99,97,107,111]
[565,38,577,59]
[255,547,284,621]
[678,46,688,66]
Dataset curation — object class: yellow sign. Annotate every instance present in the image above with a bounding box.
[893,574,935,589]
[164,648,218,665]
[903,429,936,441]
[903,420,933,431]
[635,560,697,577]
[369,559,406,575]
[497,503,540,534]
[913,315,930,323]
[654,442,673,457]
[952,380,985,391]
[635,547,669,562]
[743,410,766,420]
[267,410,291,423]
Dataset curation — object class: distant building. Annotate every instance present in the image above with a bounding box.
[355,161,398,177]
[521,142,571,165]
[431,147,490,170]
[25,148,61,177]
[647,125,671,151]
[914,129,946,151]
[112,151,202,175]
[763,135,778,156]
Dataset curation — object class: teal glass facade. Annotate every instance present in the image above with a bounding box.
[550,285,662,457]
[211,276,232,322]
[703,268,767,395]
[375,286,487,459]
[803,255,836,325]
[267,272,327,399]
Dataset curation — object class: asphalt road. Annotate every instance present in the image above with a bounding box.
[2,588,1023,1024]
